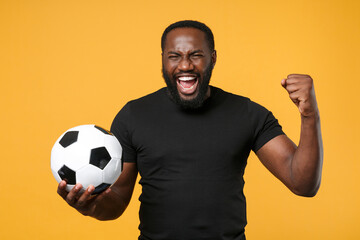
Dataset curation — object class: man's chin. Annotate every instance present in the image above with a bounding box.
[176,87,210,110]
[179,96,197,102]
[177,87,200,102]
[162,65,213,110]
[163,77,210,110]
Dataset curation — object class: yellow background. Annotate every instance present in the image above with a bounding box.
[1,0,359,239]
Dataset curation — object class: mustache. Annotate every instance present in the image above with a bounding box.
[174,72,200,78]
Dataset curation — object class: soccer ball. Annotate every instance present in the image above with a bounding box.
[51,124,122,194]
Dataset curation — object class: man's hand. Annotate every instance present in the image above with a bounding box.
[57,180,111,217]
[56,162,138,220]
[281,74,318,117]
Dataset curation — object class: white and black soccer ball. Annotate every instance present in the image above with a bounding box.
[51,124,122,194]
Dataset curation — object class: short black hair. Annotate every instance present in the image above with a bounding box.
[161,20,215,52]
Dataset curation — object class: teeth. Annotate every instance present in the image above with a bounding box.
[180,84,195,90]
[178,76,196,81]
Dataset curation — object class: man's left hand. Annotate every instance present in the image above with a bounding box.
[281,74,318,117]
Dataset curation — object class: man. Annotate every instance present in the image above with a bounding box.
[57,20,323,240]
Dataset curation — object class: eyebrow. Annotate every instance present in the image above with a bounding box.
[167,51,181,55]
[190,50,204,54]
[167,50,204,55]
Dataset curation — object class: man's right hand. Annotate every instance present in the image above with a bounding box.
[57,180,111,217]
[56,162,138,220]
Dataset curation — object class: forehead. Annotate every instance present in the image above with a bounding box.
[164,27,209,52]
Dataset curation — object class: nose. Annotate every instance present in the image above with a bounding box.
[178,57,194,72]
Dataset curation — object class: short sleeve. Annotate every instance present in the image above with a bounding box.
[110,103,137,163]
[248,101,285,152]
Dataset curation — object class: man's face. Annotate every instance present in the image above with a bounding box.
[162,27,216,109]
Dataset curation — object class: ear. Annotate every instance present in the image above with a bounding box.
[211,50,217,68]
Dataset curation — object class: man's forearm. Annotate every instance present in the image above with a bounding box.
[291,112,323,197]
[91,190,128,221]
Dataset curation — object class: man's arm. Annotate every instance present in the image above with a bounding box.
[57,162,138,220]
[256,74,323,197]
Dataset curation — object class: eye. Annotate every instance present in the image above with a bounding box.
[191,54,204,59]
[168,55,180,60]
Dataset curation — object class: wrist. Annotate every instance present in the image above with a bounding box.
[301,111,320,129]
[301,109,319,120]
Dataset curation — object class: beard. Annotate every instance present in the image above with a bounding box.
[162,63,213,110]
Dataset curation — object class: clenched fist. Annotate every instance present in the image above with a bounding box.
[281,74,319,117]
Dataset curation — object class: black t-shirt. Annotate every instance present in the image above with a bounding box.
[111,86,284,240]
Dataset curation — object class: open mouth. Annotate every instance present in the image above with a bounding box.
[176,75,199,95]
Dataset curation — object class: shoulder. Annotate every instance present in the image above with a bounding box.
[211,86,249,102]
[118,88,166,114]
[211,86,266,113]
[112,88,167,123]
[126,88,166,108]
